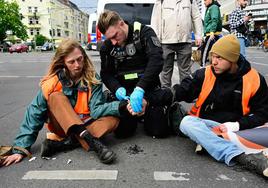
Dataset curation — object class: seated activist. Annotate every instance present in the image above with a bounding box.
[0,38,138,167]
[98,10,173,138]
[173,34,268,178]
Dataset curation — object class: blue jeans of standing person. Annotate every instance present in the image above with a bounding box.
[238,37,246,58]
[179,115,244,166]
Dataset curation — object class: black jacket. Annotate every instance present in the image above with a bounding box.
[100,23,163,94]
[173,56,268,130]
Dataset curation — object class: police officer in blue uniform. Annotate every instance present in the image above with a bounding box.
[98,10,173,138]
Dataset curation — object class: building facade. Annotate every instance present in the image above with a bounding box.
[9,0,88,44]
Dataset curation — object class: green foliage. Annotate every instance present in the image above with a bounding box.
[0,0,28,43]
[34,34,48,46]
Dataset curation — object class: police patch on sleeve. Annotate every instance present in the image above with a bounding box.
[151,36,161,47]
[126,43,136,56]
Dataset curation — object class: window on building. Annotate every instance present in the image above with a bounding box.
[36,19,39,24]
[57,29,61,37]
[65,31,69,37]
[36,29,40,35]
[64,22,69,29]
[29,17,33,24]
[30,29,34,35]
[40,0,42,2]
[22,0,25,2]
[28,7,32,13]
[34,7,38,13]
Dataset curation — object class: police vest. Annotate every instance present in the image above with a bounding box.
[189,65,260,117]
[41,75,91,117]
[110,22,147,81]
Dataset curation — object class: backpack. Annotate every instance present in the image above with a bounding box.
[144,105,170,138]
[168,102,187,136]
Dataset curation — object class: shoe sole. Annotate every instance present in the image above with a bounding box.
[101,152,117,164]
[263,168,268,177]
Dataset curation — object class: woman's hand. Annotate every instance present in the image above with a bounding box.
[0,154,24,167]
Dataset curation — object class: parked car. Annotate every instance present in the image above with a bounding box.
[0,42,12,52]
[9,44,29,53]
[41,42,54,51]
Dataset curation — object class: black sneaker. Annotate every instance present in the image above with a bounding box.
[91,137,116,164]
[236,152,268,177]
[41,137,80,157]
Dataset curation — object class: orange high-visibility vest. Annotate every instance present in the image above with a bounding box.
[41,75,91,116]
[189,66,260,117]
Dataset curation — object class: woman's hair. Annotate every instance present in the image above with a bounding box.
[40,38,99,87]
[97,10,123,34]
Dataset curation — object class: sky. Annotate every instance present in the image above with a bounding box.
[70,0,98,14]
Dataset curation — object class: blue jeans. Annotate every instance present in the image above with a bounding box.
[238,37,246,58]
[179,115,244,166]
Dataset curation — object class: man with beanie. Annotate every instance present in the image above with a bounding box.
[173,34,268,178]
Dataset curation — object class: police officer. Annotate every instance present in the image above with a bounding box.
[98,10,173,138]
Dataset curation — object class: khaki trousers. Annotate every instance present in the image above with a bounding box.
[46,92,119,151]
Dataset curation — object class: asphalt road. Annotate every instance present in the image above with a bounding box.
[0,49,268,188]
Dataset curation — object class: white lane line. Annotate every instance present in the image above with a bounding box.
[0,76,42,78]
[0,75,19,78]
[154,171,190,181]
[250,61,268,66]
[26,76,43,78]
[22,170,118,180]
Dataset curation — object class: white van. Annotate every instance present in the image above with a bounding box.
[87,13,97,50]
[96,0,156,50]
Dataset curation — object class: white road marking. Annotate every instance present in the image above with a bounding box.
[0,76,42,78]
[22,170,118,180]
[154,171,190,181]
[250,61,268,66]
[0,75,19,78]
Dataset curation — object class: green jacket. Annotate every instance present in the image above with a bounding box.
[13,73,120,152]
[204,2,222,34]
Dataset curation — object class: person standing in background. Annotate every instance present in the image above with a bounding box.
[229,0,250,57]
[201,0,222,67]
[151,0,203,87]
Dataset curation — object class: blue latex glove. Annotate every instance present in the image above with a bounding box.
[130,87,144,113]
[115,87,129,101]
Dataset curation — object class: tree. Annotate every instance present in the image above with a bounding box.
[0,0,28,43]
[35,34,48,46]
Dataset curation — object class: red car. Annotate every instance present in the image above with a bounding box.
[9,44,29,53]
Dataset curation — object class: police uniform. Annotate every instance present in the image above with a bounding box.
[100,22,172,138]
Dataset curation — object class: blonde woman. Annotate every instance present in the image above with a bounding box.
[0,38,132,166]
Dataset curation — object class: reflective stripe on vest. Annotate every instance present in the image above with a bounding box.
[189,66,260,117]
[41,75,91,116]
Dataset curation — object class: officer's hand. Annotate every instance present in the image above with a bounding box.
[127,99,147,116]
[130,87,144,113]
[115,87,129,101]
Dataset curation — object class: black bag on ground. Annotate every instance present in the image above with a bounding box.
[144,105,170,138]
[168,102,187,136]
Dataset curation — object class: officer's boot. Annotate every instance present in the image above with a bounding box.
[41,136,80,157]
[82,132,116,164]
